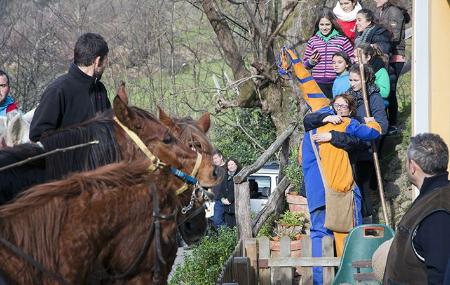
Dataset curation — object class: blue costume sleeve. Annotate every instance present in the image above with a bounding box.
[345,119,381,140]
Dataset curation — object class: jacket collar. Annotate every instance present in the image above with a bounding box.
[417,171,450,200]
[68,63,96,84]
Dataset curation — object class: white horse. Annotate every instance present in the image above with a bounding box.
[0,108,35,147]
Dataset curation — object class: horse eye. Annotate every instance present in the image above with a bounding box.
[163,134,173,144]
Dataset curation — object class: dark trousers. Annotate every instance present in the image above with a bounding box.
[318,82,333,99]
[354,160,377,218]
[387,62,405,126]
[212,200,225,228]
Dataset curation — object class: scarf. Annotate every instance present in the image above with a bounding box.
[348,84,380,108]
[0,95,15,116]
[316,29,340,42]
[354,25,375,48]
[333,1,362,22]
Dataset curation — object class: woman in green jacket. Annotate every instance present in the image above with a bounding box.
[355,43,390,107]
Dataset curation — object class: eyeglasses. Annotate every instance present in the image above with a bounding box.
[333,103,349,110]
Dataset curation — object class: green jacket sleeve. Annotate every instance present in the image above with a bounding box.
[375,68,390,99]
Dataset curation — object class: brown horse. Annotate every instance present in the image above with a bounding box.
[0,99,221,284]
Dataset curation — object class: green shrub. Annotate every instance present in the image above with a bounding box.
[169,227,238,285]
[285,145,303,192]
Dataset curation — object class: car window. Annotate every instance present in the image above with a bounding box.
[249,175,271,198]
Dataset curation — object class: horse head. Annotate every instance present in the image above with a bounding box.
[158,107,224,244]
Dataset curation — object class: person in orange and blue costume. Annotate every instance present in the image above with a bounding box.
[278,47,381,285]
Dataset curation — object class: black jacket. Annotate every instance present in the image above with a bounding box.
[30,64,111,142]
[355,24,392,55]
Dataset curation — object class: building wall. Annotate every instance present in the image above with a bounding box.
[429,0,450,171]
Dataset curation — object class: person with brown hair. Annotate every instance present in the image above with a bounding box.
[221,158,241,228]
[332,0,362,43]
[354,9,391,55]
[303,8,354,99]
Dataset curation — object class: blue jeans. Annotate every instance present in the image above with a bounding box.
[212,200,225,228]
[310,188,362,285]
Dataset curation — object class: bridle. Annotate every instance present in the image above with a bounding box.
[0,117,213,284]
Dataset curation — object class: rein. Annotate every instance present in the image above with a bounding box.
[0,117,210,283]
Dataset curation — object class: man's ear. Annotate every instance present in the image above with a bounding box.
[94,56,101,67]
[409,159,420,175]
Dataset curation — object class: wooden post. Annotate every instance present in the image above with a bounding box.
[244,238,258,284]
[322,236,335,284]
[235,182,252,240]
[232,257,250,285]
[300,236,313,284]
[258,237,271,285]
[271,236,294,284]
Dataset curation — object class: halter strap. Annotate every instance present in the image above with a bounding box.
[175,152,202,195]
[113,117,166,171]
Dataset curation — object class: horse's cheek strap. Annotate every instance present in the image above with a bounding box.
[113,117,163,171]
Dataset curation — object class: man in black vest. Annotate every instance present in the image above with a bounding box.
[384,133,450,284]
[30,33,111,142]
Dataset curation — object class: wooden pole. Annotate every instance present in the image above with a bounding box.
[356,49,390,226]
[0,140,99,172]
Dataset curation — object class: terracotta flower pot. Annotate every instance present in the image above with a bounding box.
[286,193,309,219]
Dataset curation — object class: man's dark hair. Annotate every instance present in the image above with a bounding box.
[0,69,10,85]
[407,133,449,175]
[74,33,109,67]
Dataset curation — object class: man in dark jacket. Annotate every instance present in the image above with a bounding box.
[384,133,450,285]
[30,33,111,142]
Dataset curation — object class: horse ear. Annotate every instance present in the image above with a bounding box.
[158,107,177,131]
[117,81,128,105]
[196,113,211,133]
[113,95,135,128]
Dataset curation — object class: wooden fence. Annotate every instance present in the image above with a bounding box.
[216,235,340,285]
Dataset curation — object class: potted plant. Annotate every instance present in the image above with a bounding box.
[270,210,309,252]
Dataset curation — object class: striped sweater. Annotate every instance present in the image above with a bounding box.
[303,32,354,84]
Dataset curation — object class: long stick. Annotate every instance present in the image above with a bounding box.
[0,140,99,172]
[356,49,390,226]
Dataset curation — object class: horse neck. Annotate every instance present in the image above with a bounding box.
[95,181,178,274]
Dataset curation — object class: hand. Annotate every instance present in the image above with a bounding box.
[221,198,231,205]
[312,132,332,143]
[364,117,376,123]
[309,51,320,65]
[323,115,343,124]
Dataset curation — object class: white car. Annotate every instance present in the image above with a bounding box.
[249,162,279,213]
[204,162,279,218]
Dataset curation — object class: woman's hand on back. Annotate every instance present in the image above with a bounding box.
[312,132,332,143]
[364,117,376,123]
[323,115,343,124]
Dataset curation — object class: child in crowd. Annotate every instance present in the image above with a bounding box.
[332,51,352,97]
[332,0,362,43]
[303,8,354,99]
[356,43,390,106]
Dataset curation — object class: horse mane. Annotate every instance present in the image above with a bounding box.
[40,110,121,181]
[172,117,213,154]
[0,143,46,204]
[0,160,153,218]
[0,160,154,273]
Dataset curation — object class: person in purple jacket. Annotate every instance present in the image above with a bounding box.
[303,8,354,99]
